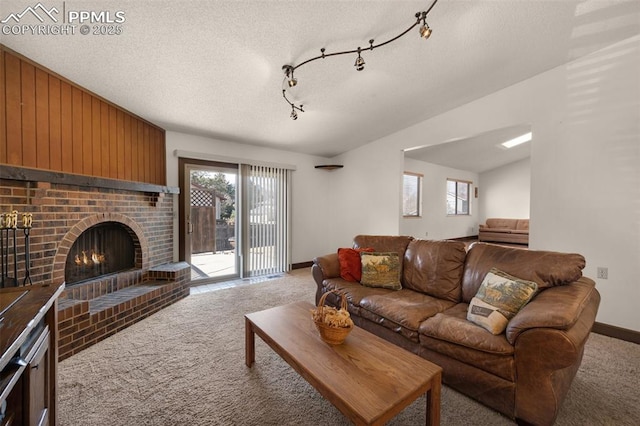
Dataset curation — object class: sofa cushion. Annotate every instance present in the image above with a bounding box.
[485,218,518,229]
[402,239,466,302]
[467,268,538,335]
[481,228,514,234]
[323,278,391,307]
[359,290,455,342]
[419,303,515,381]
[353,235,413,280]
[360,252,402,290]
[353,235,413,254]
[420,304,515,354]
[337,247,374,282]
[462,243,585,303]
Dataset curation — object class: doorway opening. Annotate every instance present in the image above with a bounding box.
[180,160,239,282]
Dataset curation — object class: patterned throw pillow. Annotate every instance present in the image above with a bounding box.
[467,268,538,334]
[338,247,374,282]
[360,252,402,290]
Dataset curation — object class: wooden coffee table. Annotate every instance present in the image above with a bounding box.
[245,301,442,425]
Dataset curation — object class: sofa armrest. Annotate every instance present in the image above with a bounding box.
[506,277,599,345]
[312,253,340,303]
[511,279,600,424]
[313,253,340,279]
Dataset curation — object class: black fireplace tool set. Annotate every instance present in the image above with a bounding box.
[1,211,33,288]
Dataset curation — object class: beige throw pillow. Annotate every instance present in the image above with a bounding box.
[467,268,538,334]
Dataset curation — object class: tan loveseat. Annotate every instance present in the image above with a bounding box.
[312,235,600,425]
[479,218,529,245]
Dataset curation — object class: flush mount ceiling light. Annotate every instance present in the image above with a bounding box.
[502,132,533,148]
[281,0,438,120]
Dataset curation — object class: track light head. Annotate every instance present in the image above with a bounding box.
[355,48,365,71]
[283,65,297,87]
[419,23,432,39]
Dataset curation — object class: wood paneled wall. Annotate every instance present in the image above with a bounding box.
[0,45,166,185]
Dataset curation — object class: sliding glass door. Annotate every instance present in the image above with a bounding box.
[179,158,291,283]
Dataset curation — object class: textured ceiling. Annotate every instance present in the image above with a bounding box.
[2,0,639,164]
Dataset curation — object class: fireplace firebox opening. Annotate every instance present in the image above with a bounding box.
[64,221,136,285]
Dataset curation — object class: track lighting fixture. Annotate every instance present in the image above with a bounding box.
[281,0,438,118]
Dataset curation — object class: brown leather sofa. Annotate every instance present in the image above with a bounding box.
[312,235,600,425]
[479,218,529,245]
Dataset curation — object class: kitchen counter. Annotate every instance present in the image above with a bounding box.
[0,282,64,426]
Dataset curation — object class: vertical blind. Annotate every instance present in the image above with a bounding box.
[241,164,292,277]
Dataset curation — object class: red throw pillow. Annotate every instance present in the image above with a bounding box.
[338,247,375,282]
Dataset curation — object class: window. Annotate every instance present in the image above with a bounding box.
[403,172,423,217]
[447,179,471,215]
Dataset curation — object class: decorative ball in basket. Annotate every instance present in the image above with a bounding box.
[311,290,354,345]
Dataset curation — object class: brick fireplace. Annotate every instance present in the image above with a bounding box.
[0,166,190,360]
[0,46,192,359]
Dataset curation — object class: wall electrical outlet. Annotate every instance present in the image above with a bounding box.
[597,267,608,279]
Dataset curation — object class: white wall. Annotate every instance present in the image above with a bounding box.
[478,158,531,224]
[401,158,479,240]
[165,131,334,263]
[325,137,406,249]
[330,36,640,331]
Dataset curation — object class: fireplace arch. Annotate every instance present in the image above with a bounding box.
[52,213,149,285]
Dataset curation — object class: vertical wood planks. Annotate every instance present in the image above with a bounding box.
[5,51,21,165]
[35,68,50,169]
[0,46,166,185]
[60,81,73,172]
[21,61,37,167]
[91,96,101,174]
[0,50,5,164]
[108,104,117,178]
[131,118,139,182]
[137,120,144,182]
[143,123,150,184]
[71,86,83,172]
[116,109,125,180]
[49,75,62,171]
[82,91,92,175]
[99,101,109,177]
[124,114,132,181]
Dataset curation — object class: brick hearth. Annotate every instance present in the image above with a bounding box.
[57,263,190,360]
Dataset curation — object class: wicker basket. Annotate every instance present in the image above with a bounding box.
[312,290,353,345]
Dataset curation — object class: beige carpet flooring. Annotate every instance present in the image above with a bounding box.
[58,268,640,425]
